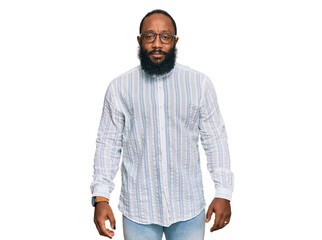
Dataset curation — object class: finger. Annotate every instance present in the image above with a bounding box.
[223,218,230,226]
[205,207,213,223]
[98,219,115,238]
[221,212,231,228]
[211,213,223,232]
[218,217,227,230]
[94,220,108,237]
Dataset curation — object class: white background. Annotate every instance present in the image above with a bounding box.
[0,0,321,239]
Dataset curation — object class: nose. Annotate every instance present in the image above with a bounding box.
[152,34,162,49]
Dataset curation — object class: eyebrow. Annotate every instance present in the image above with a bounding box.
[143,29,174,34]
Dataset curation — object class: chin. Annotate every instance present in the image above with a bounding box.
[151,58,164,64]
[153,60,163,64]
[150,58,164,63]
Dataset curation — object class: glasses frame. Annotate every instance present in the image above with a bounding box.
[140,31,177,44]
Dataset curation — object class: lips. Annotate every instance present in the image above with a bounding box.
[152,53,163,58]
[149,50,166,58]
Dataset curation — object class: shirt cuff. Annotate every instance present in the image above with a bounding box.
[215,188,233,201]
[91,188,111,200]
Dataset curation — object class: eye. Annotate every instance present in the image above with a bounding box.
[161,34,171,40]
[144,33,155,40]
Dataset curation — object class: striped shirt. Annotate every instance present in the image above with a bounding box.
[90,62,234,227]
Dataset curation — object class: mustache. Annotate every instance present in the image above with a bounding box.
[148,49,167,55]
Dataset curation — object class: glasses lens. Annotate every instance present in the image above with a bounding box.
[160,33,173,44]
[143,32,155,43]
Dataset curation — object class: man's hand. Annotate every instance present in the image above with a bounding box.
[205,198,231,232]
[94,202,116,238]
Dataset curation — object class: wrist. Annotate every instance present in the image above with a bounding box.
[92,196,109,207]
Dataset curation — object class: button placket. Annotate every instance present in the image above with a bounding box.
[157,77,170,224]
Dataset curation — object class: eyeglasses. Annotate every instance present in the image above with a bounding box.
[140,31,176,44]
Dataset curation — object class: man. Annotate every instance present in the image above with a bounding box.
[90,9,234,240]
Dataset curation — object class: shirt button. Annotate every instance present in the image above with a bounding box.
[161,127,164,130]
[160,106,163,109]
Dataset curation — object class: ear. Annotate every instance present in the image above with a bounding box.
[137,36,141,44]
[175,37,179,45]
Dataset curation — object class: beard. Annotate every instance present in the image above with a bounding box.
[138,44,177,76]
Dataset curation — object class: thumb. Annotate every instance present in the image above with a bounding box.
[205,207,213,223]
[109,211,116,230]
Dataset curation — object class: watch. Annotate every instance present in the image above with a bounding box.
[92,196,109,207]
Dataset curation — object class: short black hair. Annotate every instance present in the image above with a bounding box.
[139,9,177,35]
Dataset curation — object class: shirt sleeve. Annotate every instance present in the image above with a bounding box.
[199,77,234,201]
[90,82,125,200]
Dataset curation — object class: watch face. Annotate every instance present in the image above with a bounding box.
[92,196,96,206]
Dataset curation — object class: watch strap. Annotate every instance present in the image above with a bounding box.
[92,196,109,207]
[96,196,109,203]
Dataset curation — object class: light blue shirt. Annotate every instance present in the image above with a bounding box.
[90,62,234,227]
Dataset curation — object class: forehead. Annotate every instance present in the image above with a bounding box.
[141,13,175,33]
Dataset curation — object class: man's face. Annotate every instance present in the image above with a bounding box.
[137,13,179,64]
